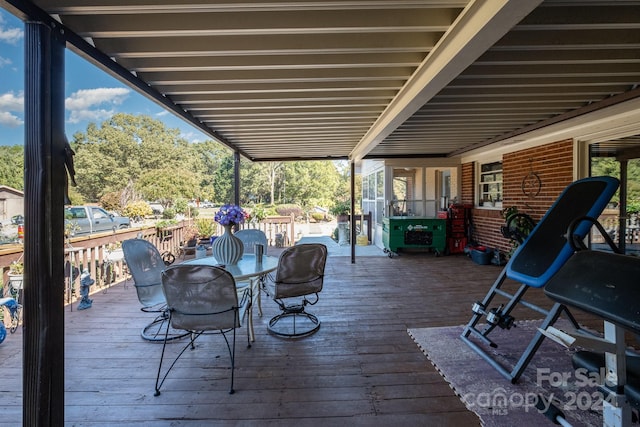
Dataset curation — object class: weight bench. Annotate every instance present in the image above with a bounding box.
[460,176,619,383]
[543,250,640,426]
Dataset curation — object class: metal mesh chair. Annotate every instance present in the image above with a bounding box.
[235,229,269,330]
[235,229,268,255]
[122,238,188,341]
[266,243,327,338]
[155,264,249,395]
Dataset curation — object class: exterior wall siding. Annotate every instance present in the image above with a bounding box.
[463,139,574,253]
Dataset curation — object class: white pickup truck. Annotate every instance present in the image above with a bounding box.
[65,206,130,235]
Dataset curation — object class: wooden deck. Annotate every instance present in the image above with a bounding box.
[0,251,601,425]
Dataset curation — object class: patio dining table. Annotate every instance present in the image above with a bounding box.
[182,253,278,341]
[182,253,278,281]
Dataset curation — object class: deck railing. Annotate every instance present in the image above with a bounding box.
[240,214,295,247]
[0,214,296,295]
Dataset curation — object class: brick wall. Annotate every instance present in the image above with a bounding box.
[460,162,474,205]
[463,139,574,252]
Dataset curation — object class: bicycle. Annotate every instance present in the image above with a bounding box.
[0,281,23,342]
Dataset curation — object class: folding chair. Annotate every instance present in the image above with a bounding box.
[460,176,619,383]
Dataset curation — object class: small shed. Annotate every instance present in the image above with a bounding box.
[0,186,24,222]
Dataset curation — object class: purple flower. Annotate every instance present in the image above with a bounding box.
[214,204,246,226]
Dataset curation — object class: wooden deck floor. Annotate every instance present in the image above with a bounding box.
[0,251,601,426]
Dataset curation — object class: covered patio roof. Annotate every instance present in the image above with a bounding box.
[2,1,640,425]
[3,0,640,162]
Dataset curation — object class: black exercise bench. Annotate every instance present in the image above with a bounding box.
[544,250,640,426]
[461,176,620,383]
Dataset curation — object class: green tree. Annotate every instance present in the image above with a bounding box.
[591,156,640,210]
[240,160,281,205]
[211,153,235,204]
[71,113,196,202]
[282,161,341,208]
[136,169,200,207]
[0,145,24,190]
[191,141,230,202]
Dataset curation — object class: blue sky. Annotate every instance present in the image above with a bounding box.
[0,9,211,146]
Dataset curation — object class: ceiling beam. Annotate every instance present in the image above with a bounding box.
[349,0,544,162]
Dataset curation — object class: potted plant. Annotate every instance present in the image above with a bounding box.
[501,206,535,258]
[330,200,351,223]
[195,218,217,241]
[182,224,199,247]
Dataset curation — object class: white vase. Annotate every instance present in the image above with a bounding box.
[211,225,244,265]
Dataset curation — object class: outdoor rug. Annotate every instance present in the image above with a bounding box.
[408,320,604,426]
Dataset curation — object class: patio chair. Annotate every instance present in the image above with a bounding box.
[122,238,188,342]
[235,229,268,255]
[460,176,619,383]
[266,243,328,338]
[235,229,269,320]
[155,264,250,395]
[177,238,198,259]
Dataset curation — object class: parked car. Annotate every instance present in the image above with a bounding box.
[148,202,164,216]
[65,206,130,235]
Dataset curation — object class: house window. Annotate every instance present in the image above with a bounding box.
[362,169,386,226]
[478,161,502,208]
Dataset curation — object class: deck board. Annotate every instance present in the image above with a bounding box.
[0,251,603,425]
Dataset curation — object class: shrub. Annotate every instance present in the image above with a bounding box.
[248,205,268,223]
[189,207,200,218]
[173,198,188,215]
[627,199,640,214]
[311,212,325,222]
[123,200,153,219]
[162,207,176,219]
[100,191,122,211]
[156,219,178,229]
[330,200,351,216]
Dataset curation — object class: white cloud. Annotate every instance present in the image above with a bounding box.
[155,110,169,117]
[68,108,118,124]
[0,91,24,126]
[65,87,130,110]
[180,130,205,143]
[0,14,23,45]
[0,91,23,112]
[0,57,12,68]
[0,111,22,127]
[65,87,130,124]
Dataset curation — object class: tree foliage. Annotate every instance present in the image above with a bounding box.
[592,157,640,207]
[0,113,350,215]
[0,145,24,190]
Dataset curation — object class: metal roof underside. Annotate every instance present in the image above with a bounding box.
[3,0,640,162]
